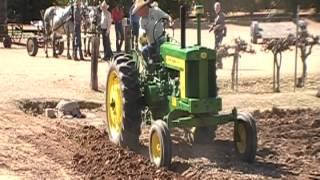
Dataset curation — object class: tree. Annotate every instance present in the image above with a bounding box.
[264,37,292,92]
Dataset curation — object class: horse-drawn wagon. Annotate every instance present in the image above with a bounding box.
[0,16,64,57]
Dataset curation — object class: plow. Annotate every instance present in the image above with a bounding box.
[104,4,257,168]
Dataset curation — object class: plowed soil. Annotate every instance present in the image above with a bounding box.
[3,105,319,179]
[70,126,180,179]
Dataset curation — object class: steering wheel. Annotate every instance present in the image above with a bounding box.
[153,17,170,44]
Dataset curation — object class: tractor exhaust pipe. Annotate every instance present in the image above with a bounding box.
[180,5,186,49]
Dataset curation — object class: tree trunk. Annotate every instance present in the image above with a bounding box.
[231,53,239,91]
[231,55,236,90]
[273,53,276,92]
[273,52,281,93]
[297,45,311,88]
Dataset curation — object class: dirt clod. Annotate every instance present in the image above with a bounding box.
[311,118,320,128]
[45,108,57,118]
[317,87,320,97]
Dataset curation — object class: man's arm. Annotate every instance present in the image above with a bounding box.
[209,24,215,32]
[155,8,172,23]
[209,13,225,33]
[214,14,225,32]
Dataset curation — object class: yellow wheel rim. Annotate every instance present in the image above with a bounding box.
[237,123,247,154]
[106,71,123,140]
[151,131,162,165]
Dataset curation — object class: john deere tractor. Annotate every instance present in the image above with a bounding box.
[104,5,257,168]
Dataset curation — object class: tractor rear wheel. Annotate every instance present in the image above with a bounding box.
[234,112,257,162]
[105,54,141,149]
[189,126,217,144]
[149,120,172,168]
[27,37,38,56]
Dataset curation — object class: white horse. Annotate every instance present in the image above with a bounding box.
[43,5,74,59]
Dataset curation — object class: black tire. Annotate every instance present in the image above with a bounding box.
[189,126,217,144]
[149,120,172,168]
[105,54,141,149]
[55,41,64,55]
[91,36,99,90]
[234,112,257,163]
[3,35,12,48]
[26,37,38,56]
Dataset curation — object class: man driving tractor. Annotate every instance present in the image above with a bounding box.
[132,0,172,62]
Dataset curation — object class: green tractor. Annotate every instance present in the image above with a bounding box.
[104,5,257,168]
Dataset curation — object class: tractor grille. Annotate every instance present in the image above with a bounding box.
[185,58,217,98]
[208,60,217,97]
[186,61,199,98]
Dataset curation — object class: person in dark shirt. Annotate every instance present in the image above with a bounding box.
[209,2,226,49]
[73,0,84,60]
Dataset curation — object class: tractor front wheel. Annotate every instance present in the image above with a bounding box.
[234,112,257,162]
[105,54,141,149]
[149,120,172,168]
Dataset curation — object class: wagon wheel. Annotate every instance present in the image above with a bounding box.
[234,112,257,162]
[55,41,64,55]
[26,37,38,56]
[149,120,172,168]
[3,35,12,48]
[105,53,142,149]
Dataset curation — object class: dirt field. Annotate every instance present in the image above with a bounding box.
[0,20,319,179]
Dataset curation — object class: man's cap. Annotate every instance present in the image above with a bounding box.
[132,0,153,15]
[101,1,109,10]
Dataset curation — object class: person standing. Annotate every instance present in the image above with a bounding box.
[129,0,140,49]
[209,2,226,68]
[73,0,84,60]
[209,2,226,49]
[100,1,113,61]
[112,4,124,52]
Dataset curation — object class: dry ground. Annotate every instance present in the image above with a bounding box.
[0,20,319,179]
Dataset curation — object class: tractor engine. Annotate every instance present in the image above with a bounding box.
[142,5,222,121]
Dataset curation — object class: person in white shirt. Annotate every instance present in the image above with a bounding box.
[132,0,172,62]
[100,1,113,61]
